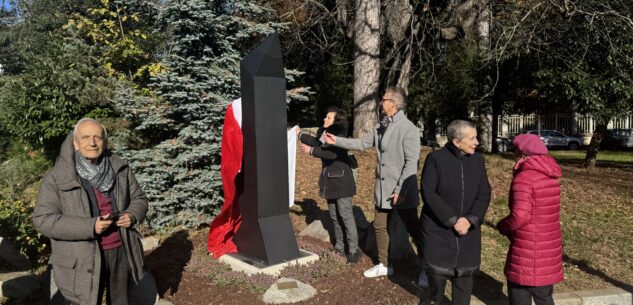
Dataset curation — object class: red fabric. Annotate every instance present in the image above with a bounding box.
[207,102,243,258]
[93,187,122,250]
[513,134,548,156]
[497,155,564,286]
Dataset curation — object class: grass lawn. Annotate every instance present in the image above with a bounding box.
[295,147,633,298]
[549,150,633,165]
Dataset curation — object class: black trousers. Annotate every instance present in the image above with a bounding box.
[428,274,473,305]
[508,282,555,305]
[97,246,130,305]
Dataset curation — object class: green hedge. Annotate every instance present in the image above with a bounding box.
[0,199,49,261]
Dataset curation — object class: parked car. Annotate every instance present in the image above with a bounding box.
[601,128,633,150]
[420,137,441,150]
[519,129,582,150]
[496,137,513,152]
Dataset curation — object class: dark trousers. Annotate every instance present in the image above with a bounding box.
[508,282,555,305]
[374,207,424,266]
[97,246,129,305]
[428,274,473,305]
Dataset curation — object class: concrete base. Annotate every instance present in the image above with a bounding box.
[219,250,319,276]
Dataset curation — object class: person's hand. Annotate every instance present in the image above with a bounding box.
[301,143,312,154]
[116,212,134,228]
[389,193,400,205]
[453,217,471,236]
[324,132,336,144]
[95,214,113,234]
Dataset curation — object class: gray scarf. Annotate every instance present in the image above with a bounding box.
[74,151,115,192]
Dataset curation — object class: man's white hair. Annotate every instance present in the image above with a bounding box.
[72,118,108,140]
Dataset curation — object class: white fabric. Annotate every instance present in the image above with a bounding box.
[287,126,298,207]
[231,98,242,174]
[228,97,296,207]
[231,98,242,128]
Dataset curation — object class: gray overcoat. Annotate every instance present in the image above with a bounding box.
[334,110,420,209]
[33,134,148,305]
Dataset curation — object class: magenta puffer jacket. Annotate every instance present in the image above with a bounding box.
[497,155,564,287]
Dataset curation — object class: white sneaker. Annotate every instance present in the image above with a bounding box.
[363,263,394,278]
[417,271,429,287]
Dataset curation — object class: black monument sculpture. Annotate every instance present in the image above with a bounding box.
[233,33,301,265]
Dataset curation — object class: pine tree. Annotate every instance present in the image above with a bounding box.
[114,0,308,229]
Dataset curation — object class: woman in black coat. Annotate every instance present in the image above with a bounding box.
[299,106,361,263]
[420,120,492,305]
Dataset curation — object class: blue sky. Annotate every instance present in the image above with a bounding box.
[2,1,11,10]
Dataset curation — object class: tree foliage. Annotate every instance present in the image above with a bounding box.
[0,0,114,156]
[491,0,633,166]
[114,0,301,229]
[65,0,162,85]
[409,41,479,136]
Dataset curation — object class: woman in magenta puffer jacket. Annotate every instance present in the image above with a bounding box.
[496,134,564,305]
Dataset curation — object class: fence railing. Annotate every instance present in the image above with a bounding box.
[498,113,633,137]
[420,113,633,140]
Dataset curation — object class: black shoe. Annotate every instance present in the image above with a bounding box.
[346,249,363,264]
[333,248,346,258]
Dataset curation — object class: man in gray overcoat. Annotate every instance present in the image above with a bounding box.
[33,118,148,305]
[325,87,425,280]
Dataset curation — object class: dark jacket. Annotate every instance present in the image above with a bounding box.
[33,134,148,305]
[420,143,491,277]
[300,125,356,199]
[497,155,564,286]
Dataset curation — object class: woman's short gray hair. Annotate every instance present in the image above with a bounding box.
[385,86,407,111]
[72,118,108,140]
[447,120,476,142]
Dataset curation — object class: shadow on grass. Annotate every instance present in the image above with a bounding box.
[295,198,377,258]
[294,198,327,225]
[144,230,193,297]
[562,255,633,293]
[473,271,506,301]
[556,158,633,169]
[388,256,424,298]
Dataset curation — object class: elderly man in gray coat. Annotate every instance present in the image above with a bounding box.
[325,87,426,281]
[33,118,148,305]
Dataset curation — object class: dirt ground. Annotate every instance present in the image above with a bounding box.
[147,146,633,305]
[7,146,632,305]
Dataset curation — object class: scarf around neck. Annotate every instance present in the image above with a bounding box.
[74,151,114,192]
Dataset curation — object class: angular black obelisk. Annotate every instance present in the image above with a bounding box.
[233,33,300,265]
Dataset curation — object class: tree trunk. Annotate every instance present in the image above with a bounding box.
[491,101,500,152]
[583,122,608,168]
[424,114,438,145]
[477,0,491,51]
[396,44,413,92]
[478,103,493,152]
[336,0,355,38]
[353,0,380,138]
[384,0,416,93]
[476,0,493,152]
